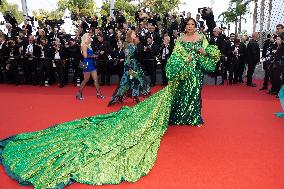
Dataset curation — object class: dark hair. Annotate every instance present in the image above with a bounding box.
[276,35,284,41]
[181,18,197,32]
[276,24,284,29]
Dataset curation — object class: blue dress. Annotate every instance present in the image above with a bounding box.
[82,48,96,72]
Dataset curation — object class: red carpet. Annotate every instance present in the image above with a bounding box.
[0,82,284,189]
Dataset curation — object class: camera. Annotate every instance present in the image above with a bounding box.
[45,19,64,27]
[3,12,18,28]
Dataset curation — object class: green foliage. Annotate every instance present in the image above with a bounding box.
[100,0,138,23]
[33,0,97,23]
[143,0,181,14]
[32,9,64,22]
[0,0,23,23]
[219,0,248,24]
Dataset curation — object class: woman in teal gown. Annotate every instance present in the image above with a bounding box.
[0,18,220,189]
[108,30,150,106]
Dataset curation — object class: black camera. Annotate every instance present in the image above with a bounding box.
[3,11,18,28]
[198,7,211,16]
[45,19,64,27]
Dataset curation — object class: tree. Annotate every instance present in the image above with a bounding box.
[218,0,248,34]
[0,0,23,24]
[252,0,258,32]
[259,0,265,32]
[266,0,273,31]
[100,0,138,23]
[57,0,97,17]
[32,9,63,22]
[143,0,181,15]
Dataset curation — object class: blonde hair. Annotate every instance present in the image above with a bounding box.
[81,33,91,47]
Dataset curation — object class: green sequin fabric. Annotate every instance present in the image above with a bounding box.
[0,33,220,189]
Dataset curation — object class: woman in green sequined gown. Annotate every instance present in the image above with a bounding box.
[0,19,220,189]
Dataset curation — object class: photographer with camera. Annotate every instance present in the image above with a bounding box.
[38,38,53,86]
[115,10,126,30]
[96,34,112,86]
[209,27,226,84]
[50,40,68,88]
[198,7,216,35]
[22,20,33,36]
[5,38,21,84]
[142,35,159,87]
[0,35,9,83]
[24,36,41,85]
[67,38,83,86]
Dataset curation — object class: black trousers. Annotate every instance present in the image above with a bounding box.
[270,66,282,93]
[24,58,38,84]
[237,59,246,82]
[6,58,19,84]
[38,58,52,84]
[144,60,157,86]
[54,60,65,86]
[247,61,257,84]
[161,59,168,85]
[98,60,111,85]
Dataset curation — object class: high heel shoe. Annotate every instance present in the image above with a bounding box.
[76,92,84,100]
[134,97,140,103]
[108,99,116,107]
[97,93,105,99]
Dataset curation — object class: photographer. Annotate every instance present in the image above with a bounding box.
[38,38,53,86]
[5,38,20,84]
[142,35,159,86]
[199,7,216,35]
[112,40,125,80]
[22,20,33,36]
[50,40,68,88]
[67,38,83,86]
[168,15,178,37]
[209,27,226,84]
[89,16,99,29]
[160,35,173,85]
[96,34,112,86]
[24,36,41,85]
[260,34,275,90]
[5,23,17,39]
[0,35,9,83]
[115,10,126,30]
[269,35,284,95]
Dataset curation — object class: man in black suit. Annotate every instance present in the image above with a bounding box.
[160,35,173,85]
[246,32,260,87]
[24,36,41,85]
[196,14,204,31]
[209,27,226,84]
[96,34,112,86]
[0,35,9,83]
[168,15,178,37]
[143,36,160,86]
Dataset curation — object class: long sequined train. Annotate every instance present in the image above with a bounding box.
[0,33,220,189]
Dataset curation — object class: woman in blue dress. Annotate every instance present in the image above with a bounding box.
[76,33,105,100]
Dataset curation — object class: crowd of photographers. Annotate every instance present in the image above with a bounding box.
[0,8,283,95]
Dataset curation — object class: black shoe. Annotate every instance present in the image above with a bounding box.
[134,97,140,103]
[259,86,268,90]
[108,99,116,107]
[247,83,256,87]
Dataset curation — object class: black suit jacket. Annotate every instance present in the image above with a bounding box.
[247,39,260,64]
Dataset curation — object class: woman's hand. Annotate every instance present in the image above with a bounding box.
[199,48,207,56]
